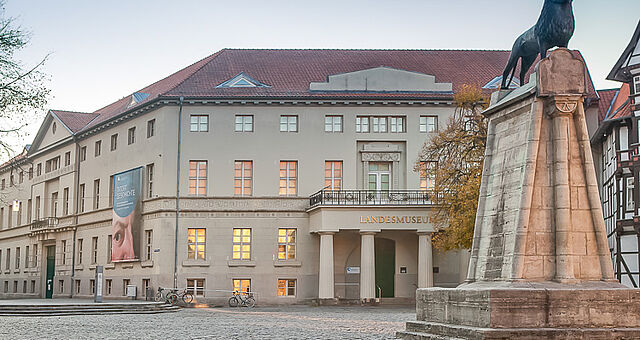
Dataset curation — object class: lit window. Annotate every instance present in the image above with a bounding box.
[235,115,253,132]
[187,228,206,260]
[419,161,436,191]
[232,228,251,260]
[147,119,155,138]
[187,279,205,296]
[280,115,298,132]
[188,161,207,196]
[356,117,369,133]
[324,161,342,190]
[277,228,296,260]
[372,117,387,133]
[277,279,296,297]
[190,115,208,132]
[127,127,136,145]
[390,117,405,133]
[232,279,251,294]
[324,115,342,132]
[279,161,297,196]
[234,161,252,196]
[420,116,438,133]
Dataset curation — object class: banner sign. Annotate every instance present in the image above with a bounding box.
[111,167,142,262]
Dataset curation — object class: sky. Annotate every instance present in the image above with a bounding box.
[3,0,640,157]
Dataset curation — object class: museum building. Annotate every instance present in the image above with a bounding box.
[0,49,603,304]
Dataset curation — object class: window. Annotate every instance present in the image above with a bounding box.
[80,147,87,162]
[187,228,205,260]
[144,230,152,261]
[2,249,7,269]
[61,240,67,265]
[188,161,207,196]
[634,76,640,95]
[32,246,37,268]
[142,279,150,294]
[94,141,101,157]
[390,117,405,133]
[36,163,42,176]
[17,202,22,226]
[280,115,298,132]
[110,134,118,151]
[3,281,6,293]
[234,161,252,196]
[90,279,95,294]
[372,117,387,132]
[31,280,35,293]
[24,246,28,268]
[128,127,136,145]
[235,115,253,132]
[627,177,635,211]
[63,188,69,216]
[277,228,296,260]
[9,174,14,186]
[0,207,3,229]
[75,280,81,294]
[51,192,58,217]
[0,179,4,190]
[27,199,31,222]
[23,280,26,293]
[64,151,71,166]
[232,279,251,294]
[19,171,23,184]
[6,204,11,228]
[93,179,100,210]
[106,279,112,295]
[146,164,154,198]
[45,156,60,172]
[109,175,114,207]
[420,116,438,133]
[35,196,40,219]
[187,279,205,296]
[28,167,33,180]
[122,279,130,296]
[91,237,98,264]
[190,115,208,132]
[324,115,342,132]
[77,239,83,265]
[278,279,296,297]
[147,119,155,138]
[324,161,342,190]
[59,280,64,293]
[356,117,369,133]
[107,235,112,263]
[15,247,19,269]
[279,161,297,196]
[232,228,251,260]
[13,281,17,293]
[79,184,85,213]
[419,161,436,191]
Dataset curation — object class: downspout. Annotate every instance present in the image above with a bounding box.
[173,97,184,289]
[70,136,81,298]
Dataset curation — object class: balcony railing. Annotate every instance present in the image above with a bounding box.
[30,217,59,231]
[309,189,438,208]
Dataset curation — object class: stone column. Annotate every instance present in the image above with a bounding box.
[318,232,335,299]
[418,233,434,288]
[360,232,376,300]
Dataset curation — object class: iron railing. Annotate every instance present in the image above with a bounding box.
[309,189,438,207]
[30,217,59,231]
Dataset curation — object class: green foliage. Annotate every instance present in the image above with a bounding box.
[416,84,488,251]
[0,1,49,160]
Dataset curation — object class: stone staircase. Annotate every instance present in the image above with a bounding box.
[0,301,180,316]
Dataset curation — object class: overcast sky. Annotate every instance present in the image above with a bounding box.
[4,0,640,157]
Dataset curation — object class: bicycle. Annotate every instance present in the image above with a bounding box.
[155,287,193,304]
[228,291,256,308]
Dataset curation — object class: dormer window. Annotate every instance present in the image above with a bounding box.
[52,122,57,134]
[127,92,150,109]
[216,72,269,88]
[483,76,520,90]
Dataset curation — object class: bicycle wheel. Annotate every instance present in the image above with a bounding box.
[245,296,256,308]
[155,291,164,302]
[228,296,239,307]
[167,293,178,304]
[182,292,193,304]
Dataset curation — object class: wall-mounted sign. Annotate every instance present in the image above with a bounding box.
[346,266,360,274]
[359,215,432,224]
[12,201,19,212]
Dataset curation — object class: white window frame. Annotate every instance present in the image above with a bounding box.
[634,75,640,95]
[187,279,205,296]
[277,228,296,260]
[188,160,207,196]
[279,161,297,196]
[390,117,405,133]
[356,116,369,133]
[277,279,296,297]
[280,115,298,132]
[190,114,209,132]
[324,161,342,190]
[324,115,342,132]
[372,117,387,133]
[234,161,253,196]
[627,177,635,211]
[235,115,253,132]
[232,228,251,260]
[420,116,438,133]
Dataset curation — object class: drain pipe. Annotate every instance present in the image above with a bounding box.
[70,136,81,298]
[173,97,184,289]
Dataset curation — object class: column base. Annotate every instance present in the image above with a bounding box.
[312,298,339,306]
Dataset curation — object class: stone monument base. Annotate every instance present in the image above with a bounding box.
[396,282,640,340]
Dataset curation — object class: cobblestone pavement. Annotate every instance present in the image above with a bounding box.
[0,305,414,340]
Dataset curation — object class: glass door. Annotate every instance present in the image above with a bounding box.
[368,162,391,201]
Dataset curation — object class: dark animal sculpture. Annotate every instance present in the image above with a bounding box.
[501,0,575,89]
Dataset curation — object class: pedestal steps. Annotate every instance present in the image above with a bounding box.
[0,302,179,316]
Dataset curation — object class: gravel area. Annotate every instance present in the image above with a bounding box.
[0,305,415,339]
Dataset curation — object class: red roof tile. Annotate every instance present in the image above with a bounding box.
[607,83,632,121]
[597,88,619,123]
[50,110,99,133]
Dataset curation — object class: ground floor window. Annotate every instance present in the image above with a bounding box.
[232,279,251,294]
[123,279,130,296]
[187,279,205,296]
[59,280,64,293]
[106,279,112,295]
[142,279,150,296]
[22,280,26,293]
[90,279,95,294]
[278,279,296,297]
[30,280,35,293]
[13,280,17,293]
[75,280,81,294]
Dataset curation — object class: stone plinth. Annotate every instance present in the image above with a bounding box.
[397,49,640,340]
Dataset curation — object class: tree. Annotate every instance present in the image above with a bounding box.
[415,84,488,251]
[0,1,49,161]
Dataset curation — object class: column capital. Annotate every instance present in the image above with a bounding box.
[417,231,433,236]
[318,231,336,236]
[545,94,583,118]
[359,231,377,236]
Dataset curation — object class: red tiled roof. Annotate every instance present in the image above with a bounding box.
[48,49,599,134]
[597,88,619,123]
[607,83,632,121]
[50,110,99,133]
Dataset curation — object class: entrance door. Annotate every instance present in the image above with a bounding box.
[45,246,55,299]
[375,238,395,298]
[368,162,391,201]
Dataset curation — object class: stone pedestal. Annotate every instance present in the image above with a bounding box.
[397,49,640,340]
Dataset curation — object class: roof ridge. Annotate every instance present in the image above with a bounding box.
[159,49,226,97]
[220,48,512,52]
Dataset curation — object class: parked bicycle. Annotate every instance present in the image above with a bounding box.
[228,291,256,308]
[155,287,193,304]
